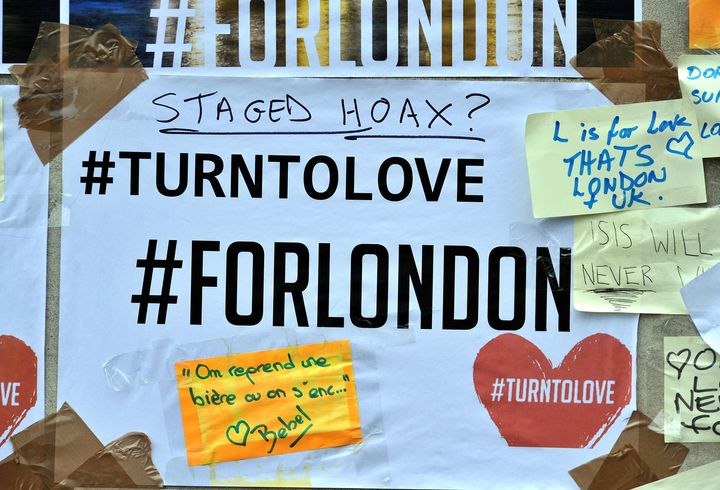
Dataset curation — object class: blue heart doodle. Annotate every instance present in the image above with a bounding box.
[666,131,695,160]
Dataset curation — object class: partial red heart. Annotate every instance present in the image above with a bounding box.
[473,333,631,448]
[0,335,37,448]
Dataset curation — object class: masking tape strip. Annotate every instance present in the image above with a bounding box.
[571,20,681,105]
[10,22,147,164]
[569,410,688,489]
[0,402,163,488]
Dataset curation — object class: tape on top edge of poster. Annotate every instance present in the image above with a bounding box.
[9,22,147,164]
[569,410,688,490]
[157,335,391,487]
[571,19,681,105]
[0,402,163,488]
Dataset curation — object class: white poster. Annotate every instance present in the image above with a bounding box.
[67,0,642,77]
[0,86,48,458]
[59,77,637,488]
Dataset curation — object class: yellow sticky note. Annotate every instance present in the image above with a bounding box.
[525,99,706,218]
[573,208,720,314]
[690,0,720,49]
[637,460,720,488]
[664,336,720,443]
[679,55,720,158]
[176,340,362,466]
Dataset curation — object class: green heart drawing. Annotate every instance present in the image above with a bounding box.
[226,420,251,446]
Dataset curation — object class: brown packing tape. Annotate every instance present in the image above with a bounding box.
[570,20,681,105]
[0,402,164,489]
[587,445,656,490]
[10,22,147,164]
[55,433,163,489]
[11,402,104,485]
[0,452,47,489]
[569,411,688,490]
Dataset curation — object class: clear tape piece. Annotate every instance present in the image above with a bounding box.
[105,332,392,487]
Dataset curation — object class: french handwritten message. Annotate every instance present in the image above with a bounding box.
[680,55,720,158]
[525,99,706,218]
[573,208,720,314]
[175,340,362,466]
[664,336,720,442]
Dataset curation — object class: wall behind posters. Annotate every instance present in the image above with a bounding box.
[636,0,720,473]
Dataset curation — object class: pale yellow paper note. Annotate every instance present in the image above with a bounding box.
[574,208,720,314]
[637,460,720,488]
[525,99,706,218]
[679,55,720,158]
[664,336,720,443]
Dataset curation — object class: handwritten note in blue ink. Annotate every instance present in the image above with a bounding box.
[525,99,707,218]
[680,55,720,158]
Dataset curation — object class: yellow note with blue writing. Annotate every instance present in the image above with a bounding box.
[680,55,720,158]
[525,99,706,218]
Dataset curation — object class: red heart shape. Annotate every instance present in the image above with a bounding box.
[0,335,37,448]
[473,333,631,448]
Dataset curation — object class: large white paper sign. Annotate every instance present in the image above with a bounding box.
[0,87,49,458]
[59,77,638,488]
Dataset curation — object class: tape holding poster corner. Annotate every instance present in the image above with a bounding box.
[11,402,104,484]
[0,402,163,488]
[10,22,147,164]
[571,20,680,105]
[55,433,163,489]
[569,411,688,489]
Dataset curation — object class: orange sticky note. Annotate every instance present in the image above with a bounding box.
[176,340,362,466]
[690,0,720,49]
